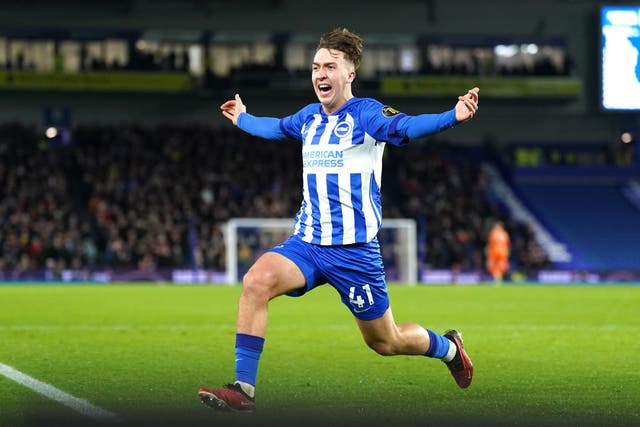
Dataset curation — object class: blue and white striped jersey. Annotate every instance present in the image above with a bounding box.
[279,97,408,246]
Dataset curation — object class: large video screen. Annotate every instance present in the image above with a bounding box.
[601,5,640,110]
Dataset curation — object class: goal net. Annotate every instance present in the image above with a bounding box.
[224,218,417,284]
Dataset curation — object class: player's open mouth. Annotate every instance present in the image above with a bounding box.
[318,84,332,93]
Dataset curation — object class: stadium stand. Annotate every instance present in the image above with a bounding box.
[516,183,640,270]
[0,1,638,283]
[0,122,550,281]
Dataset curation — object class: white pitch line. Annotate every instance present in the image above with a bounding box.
[0,323,349,332]
[0,361,120,423]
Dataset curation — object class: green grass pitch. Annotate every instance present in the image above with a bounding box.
[0,283,638,427]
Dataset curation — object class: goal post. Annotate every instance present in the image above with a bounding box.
[224,218,417,284]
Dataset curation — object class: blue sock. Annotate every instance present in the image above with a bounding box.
[424,329,451,359]
[235,333,265,386]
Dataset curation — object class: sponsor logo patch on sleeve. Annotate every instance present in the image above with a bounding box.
[382,106,401,117]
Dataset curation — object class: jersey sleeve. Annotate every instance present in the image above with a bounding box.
[279,104,317,141]
[358,99,410,146]
[394,109,458,139]
[237,113,287,140]
[360,99,459,146]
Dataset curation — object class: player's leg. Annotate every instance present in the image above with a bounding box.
[355,309,473,388]
[320,238,473,388]
[487,255,500,280]
[198,250,307,411]
[355,307,430,355]
[489,255,506,285]
[498,255,509,279]
[237,251,306,338]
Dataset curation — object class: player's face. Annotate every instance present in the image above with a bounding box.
[312,48,355,114]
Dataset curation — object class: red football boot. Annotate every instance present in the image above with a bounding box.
[198,383,255,411]
[443,329,474,388]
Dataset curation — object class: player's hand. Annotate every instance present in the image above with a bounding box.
[455,87,479,122]
[220,93,247,126]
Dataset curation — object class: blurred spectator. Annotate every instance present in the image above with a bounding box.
[0,122,549,276]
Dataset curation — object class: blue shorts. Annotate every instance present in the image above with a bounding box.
[269,234,390,320]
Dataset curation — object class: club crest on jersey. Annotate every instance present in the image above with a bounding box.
[382,106,401,117]
[333,120,353,139]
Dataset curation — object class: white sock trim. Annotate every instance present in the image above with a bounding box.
[235,381,255,398]
[442,341,457,363]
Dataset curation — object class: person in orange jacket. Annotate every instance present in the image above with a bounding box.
[486,221,510,284]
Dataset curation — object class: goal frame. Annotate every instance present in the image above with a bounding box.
[224,218,417,284]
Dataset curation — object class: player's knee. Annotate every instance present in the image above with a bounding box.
[242,269,276,300]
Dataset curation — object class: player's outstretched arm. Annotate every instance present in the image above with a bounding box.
[220,93,247,126]
[393,87,480,140]
[455,87,479,122]
[220,93,287,140]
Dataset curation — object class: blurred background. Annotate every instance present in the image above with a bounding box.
[0,0,638,284]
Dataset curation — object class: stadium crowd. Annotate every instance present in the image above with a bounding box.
[0,122,549,278]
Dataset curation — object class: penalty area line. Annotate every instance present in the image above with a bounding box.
[0,361,121,422]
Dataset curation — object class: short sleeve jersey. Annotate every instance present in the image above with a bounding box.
[279,97,408,246]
